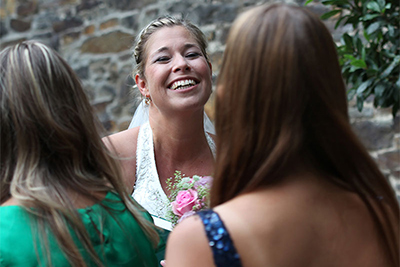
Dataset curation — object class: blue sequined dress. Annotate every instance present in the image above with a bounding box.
[198,210,243,267]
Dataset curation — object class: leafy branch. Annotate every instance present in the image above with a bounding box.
[306,0,400,116]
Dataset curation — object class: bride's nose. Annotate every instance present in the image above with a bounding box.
[173,56,190,72]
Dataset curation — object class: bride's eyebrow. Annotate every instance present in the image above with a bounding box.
[183,43,200,50]
[151,47,169,56]
[149,43,200,58]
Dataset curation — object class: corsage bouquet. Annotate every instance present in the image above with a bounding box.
[166,171,212,227]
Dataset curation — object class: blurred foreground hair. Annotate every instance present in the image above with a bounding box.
[0,41,158,266]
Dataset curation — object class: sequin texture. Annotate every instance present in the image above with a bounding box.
[198,210,243,267]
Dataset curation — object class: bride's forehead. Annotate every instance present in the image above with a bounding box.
[145,26,198,52]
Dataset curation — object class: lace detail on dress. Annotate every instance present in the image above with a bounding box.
[198,210,242,267]
[206,131,216,157]
[133,122,216,220]
[133,122,169,218]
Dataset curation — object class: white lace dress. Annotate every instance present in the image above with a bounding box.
[132,122,216,229]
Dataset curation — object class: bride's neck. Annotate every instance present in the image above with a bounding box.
[149,112,211,160]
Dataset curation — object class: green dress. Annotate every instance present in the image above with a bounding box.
[0,192,160,267]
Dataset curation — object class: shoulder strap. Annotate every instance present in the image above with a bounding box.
[197,210,243,267]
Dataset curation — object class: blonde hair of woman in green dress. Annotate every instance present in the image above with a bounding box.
[0,41,159,266]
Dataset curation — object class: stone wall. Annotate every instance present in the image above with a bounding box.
[1,0,398,198]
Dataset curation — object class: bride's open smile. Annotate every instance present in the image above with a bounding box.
[168,78,199,91]
[135,25,212,112]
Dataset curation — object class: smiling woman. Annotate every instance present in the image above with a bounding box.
[135,25,212,116]
[103,17,215,233]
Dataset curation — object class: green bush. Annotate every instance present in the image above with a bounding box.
[306,0,399,116]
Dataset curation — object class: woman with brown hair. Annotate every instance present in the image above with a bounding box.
[165,3,399,267]
[0,41,160,266]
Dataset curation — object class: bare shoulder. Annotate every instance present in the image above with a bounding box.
[213,192,304,264]
[102,127,140,191]
[213,176,389,266]
[166,216,215,267]
[103,127,140,157]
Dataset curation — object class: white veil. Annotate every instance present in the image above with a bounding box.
[128,99,216,134]
[128,100,149,129]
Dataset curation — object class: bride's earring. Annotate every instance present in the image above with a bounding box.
[144,96,151,105]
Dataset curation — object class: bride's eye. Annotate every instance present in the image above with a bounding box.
[186,52,200,58]
[155,56,170,63]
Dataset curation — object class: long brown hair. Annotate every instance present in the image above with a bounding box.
[212,3,399,265]
[0,41,158,266]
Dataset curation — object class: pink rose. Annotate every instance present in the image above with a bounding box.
[171,189,198,217]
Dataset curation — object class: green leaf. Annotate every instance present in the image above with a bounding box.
[342,33,354,50]
[352,73,364,85]
[363,84,374,97]
[357,80,372,94]
[345,16,361,28]
[387,25,395,37]
[377,0,385,9]
[379,88,394,108]
[356,95,364,111]
[376,94,385,107]
[367,1,381,13]
[350,65,362,72]
[320,10,341,20]
[355,37,363,53]
[365,57,379,71]
[366,68,378,76]
[347,89,357,101]
[363,29,371,41]
[335,15,349,29]
[366,22,381,35]
[350,65,364,72]
[304,0,314,5]
[381,56,400,78]
[381,49,396,58]
[362,14,381,20]
[344,54,357,61]
[351,59,367,68]
[361,47,366,60]
[374,83,385,97]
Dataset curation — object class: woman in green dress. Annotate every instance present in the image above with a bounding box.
[0,41,160,267]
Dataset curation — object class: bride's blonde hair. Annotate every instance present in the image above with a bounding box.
[0,41,159,266]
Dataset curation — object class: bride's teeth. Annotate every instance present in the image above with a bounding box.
[171,79,196,90]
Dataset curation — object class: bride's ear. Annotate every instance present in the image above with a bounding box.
[135,74,149,97]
